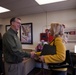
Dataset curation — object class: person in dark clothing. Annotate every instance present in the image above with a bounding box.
[0,33,5,75]
[3,17,35,75]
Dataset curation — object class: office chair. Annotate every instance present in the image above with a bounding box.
[70,52,76,75]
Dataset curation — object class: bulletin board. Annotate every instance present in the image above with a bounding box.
[64,27,76,43]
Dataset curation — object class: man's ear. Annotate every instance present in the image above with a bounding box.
[12,21,14,25]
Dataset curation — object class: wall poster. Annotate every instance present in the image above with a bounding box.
[64,27,76,43]
[20,23,33,44]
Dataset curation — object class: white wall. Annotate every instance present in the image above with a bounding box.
[0,9,76,52]
[0,18,3,33]
[0,20,2,24]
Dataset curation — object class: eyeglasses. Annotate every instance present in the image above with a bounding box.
[14,21,21,25]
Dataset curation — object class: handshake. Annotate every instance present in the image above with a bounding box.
[30,51,39,59]
[30,51,44,62]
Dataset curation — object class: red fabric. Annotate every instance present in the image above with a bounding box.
[48,34,54,42]
[40,33,54,42]
[40,33,48,41]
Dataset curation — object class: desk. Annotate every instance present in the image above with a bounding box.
[23,58,35,75]
[5,58,35,75]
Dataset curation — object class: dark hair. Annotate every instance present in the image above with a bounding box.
[10,17,21,25]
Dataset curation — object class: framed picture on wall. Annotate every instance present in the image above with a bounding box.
[6,25,10,31]
[20,23,33,44]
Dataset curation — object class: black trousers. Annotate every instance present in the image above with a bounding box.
[0,50,5,74]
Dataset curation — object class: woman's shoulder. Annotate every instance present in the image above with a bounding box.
[55,37,62,41]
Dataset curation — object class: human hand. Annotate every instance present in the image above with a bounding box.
[33,54,40,60]
[22,57,28,63]
[39,56,44,62]
[30,51,35,58]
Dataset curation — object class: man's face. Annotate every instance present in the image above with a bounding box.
[12,18,21,31]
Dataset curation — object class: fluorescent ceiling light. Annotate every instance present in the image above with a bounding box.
[35,0,67,5]
[0,6,10,13]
